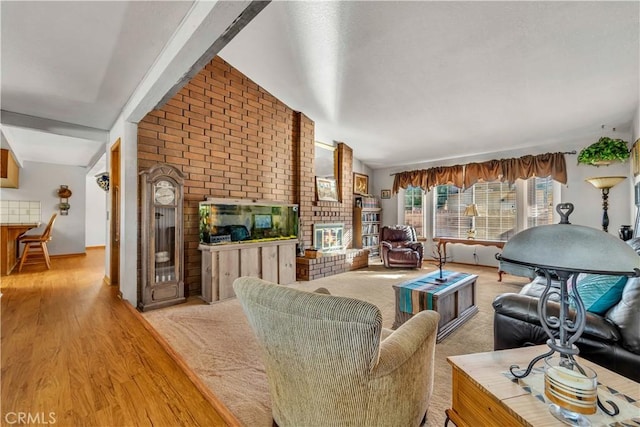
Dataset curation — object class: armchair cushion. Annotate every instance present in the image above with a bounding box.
[233,277,439,427]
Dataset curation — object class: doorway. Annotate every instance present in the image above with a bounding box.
[110,139,121,294]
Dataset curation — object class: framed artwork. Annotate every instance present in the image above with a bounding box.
[381,189,391,199]
[632,139,640,177]
[353,173,369,195]
[316,177,339,202]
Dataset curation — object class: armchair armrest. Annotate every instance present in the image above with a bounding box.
[372,310,439,377]
[381,241,393,250]
[405,242,423,255]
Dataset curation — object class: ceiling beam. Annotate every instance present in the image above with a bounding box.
[123,0,270,125]
[0,110,109,142]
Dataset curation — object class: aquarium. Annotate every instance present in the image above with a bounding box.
[199,199,298,245]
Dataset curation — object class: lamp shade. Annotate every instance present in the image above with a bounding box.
[500,222,639,275]
[585,176,626,189]
[463,204,478,217]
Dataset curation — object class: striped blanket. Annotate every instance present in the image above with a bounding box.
[394,270,471,314]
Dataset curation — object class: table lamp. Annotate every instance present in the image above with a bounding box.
[496,203,639,419]
[463,204,478,239]
[585,176,626,232]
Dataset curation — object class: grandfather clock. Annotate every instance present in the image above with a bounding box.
[139,163,185,311]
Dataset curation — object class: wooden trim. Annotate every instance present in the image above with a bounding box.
[103,275,111,286]
[86,245,106,250]
[50,252,86,259]
[123,301,243,427]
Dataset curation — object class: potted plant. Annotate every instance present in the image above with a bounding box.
[577,137,630,166]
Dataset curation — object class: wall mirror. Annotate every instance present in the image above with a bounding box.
[314,141,337,179]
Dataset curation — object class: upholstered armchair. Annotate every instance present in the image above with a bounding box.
[381,225,423,268]
[233,277,440,427]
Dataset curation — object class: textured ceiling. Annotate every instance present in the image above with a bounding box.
[1,1,638,171]
[1,1,194,130]
[220,1,639,168]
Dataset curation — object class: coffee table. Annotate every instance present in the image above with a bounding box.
[446,345,640,426]
[392,270,478,342]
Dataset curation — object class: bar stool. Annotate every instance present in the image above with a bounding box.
[18,213,57,272]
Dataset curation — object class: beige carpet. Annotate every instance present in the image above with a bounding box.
[143,262,528,426]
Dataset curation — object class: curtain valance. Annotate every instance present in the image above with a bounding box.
[392,152,567,194]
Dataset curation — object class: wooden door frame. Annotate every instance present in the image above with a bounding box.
[110,139,121,295]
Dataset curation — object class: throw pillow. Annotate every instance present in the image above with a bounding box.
[571,274,627,315]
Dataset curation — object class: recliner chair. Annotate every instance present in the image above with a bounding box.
[233,277,440,427]
[381,225,423,268]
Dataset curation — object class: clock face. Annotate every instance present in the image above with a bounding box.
[154,180,175,205]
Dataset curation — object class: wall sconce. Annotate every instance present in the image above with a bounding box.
[95,172,109,192]
[585,176,626,232]
[57,185,72,215]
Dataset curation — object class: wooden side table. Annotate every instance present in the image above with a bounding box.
[446,345,640,426]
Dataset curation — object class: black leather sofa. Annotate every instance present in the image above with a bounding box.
[493,238,640,382]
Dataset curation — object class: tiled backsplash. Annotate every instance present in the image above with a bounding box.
[0,200,41,224]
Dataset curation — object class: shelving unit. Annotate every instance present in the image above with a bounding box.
[353,196,381,258]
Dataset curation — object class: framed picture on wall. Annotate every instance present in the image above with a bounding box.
[316,177,339,202]
[381,189,391,199]
[353,173,368,195]
[632,139,640,176]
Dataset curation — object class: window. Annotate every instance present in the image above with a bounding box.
[404,186,424,236]
[433,177,554,241]
[527,176,554,227]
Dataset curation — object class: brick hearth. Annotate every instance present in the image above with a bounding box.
[296,249,369,281]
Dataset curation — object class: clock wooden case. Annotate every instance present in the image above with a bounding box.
[139,163,185,311]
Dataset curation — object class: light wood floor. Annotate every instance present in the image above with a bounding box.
[1,249,230,426]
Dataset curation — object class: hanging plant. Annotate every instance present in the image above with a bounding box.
[577,137,630,166]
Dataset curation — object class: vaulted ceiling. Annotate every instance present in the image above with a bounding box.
[2,1,638,171]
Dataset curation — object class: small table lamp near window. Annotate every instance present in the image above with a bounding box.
[463,204,478,239]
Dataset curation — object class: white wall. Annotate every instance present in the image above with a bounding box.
[108,117,138,305]
[372,131,634,266]
[0,161,86,255]
[85,174,107,247]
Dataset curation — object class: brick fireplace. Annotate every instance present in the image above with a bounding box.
[137,56,369,294]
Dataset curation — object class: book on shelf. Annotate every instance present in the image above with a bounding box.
[355,196,380,209]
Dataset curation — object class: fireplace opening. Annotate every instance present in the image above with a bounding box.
[313,223,345,252]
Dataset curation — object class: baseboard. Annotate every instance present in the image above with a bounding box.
[50,252,86,259]
[103,275,111,286]
[123,301,242,427]
[86,245,106,250]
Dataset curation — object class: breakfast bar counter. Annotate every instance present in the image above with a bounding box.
[1,223,40,275]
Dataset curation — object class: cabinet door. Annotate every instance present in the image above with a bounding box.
[201,251,215,303]
[278,243,296,285]
[218,250,240,300]
[240,247,261,278]
[261,246,278,283]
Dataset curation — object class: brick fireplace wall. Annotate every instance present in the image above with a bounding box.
[137,56,360,295]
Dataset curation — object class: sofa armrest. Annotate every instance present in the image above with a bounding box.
[492,293,621,343]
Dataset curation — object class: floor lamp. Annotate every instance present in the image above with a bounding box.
[585,176,626,232]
